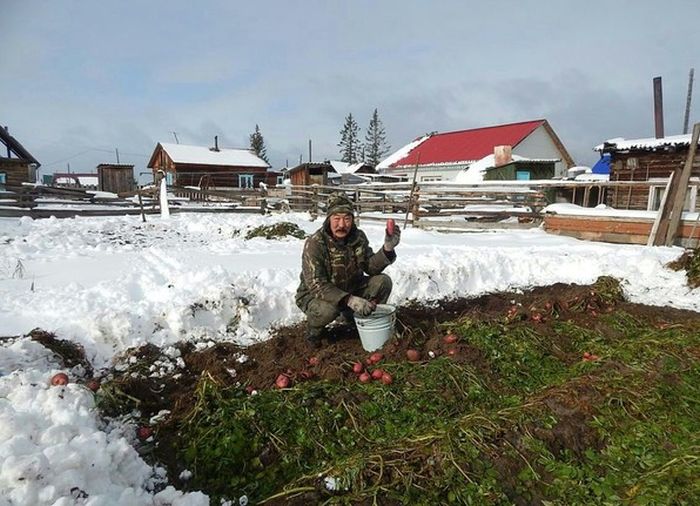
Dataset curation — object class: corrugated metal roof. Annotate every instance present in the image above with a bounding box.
[387,120,545,168]
[159,143,269,168]
[594,134,694,152]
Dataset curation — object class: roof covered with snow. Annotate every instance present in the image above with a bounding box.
[155,143,270,168]
[381,120,546,169]
[594,133,695,152]
[454,154,559,183]
[329,160,367,175]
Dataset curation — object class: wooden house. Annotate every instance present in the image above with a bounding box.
[97,164,135,194]
[378,119,574,182]
[147,138,270,189]
[265,169,284,187]
[0,126,40,187]
[596,134,700,211]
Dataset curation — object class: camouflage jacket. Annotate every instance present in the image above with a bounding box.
[295,219,395,309]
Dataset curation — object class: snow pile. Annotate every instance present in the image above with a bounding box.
[0,352,207,505]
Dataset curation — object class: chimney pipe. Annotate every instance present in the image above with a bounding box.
[494,145,512,166]
[213,135,219,151]
[653,76,665,139]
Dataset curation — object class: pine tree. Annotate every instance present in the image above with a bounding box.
[338,113,361,163]
[364,108,390,167]
[249,124,269,163]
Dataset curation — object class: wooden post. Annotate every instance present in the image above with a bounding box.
[354,188,360,226]
[260,185,268,215]
[137,188,146,223]
[310,185,318,220]
[664,122,700,245]
[411,186,421,227]
[404,154,421,228]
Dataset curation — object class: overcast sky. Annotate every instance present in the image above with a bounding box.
[2,0,698,178]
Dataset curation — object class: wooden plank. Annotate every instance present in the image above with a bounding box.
[414,219,539,231]
[545,215,653,234]
[664,122,700,245]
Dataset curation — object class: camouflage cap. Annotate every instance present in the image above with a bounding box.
[326,191,354,216]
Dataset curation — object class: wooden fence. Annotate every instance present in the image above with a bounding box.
[2,180,698,238]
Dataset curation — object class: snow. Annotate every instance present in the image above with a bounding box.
[543,202,700,221]
[329,160,366,175]
[159,143,269,168]
[456,154,521,183]
[594,133,695,152]
[1,210,699,504]
[376,135,430,170]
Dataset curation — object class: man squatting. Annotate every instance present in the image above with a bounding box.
[295,192,401,348]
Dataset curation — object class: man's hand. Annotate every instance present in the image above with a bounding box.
[384,224,401,251]
[347,295,376,316]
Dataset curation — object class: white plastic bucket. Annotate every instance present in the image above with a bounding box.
[354,304,396,352]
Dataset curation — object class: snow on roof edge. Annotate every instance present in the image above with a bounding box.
[594,133,694,152]
[377,135,430,169]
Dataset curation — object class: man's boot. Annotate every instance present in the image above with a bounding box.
[306,327,323,349]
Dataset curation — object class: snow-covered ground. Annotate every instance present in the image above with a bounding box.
[1,211,697,505]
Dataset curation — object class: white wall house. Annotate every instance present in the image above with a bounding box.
[378,119,574,182]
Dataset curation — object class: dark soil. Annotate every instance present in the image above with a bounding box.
[73,279,700,504]
[29,328,94,377]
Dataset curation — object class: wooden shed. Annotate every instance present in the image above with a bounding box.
[147,138,270,188]
[0,126,40,187]
[482,159,557,181]
[286,162,336,186]
[597,134,700,211]
[97,164,135,194]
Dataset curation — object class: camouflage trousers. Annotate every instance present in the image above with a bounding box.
[301,274,392,337]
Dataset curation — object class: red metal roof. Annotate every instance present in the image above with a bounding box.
[392,120,545,167]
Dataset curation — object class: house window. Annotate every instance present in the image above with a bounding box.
[0,173,6,187]
[626,157,638,170]
[647,178,698,211]
[516,171,531,180]
[239,174,254,188]
[165,172,174,185]
[276,176,284,185]
[420,176,442,182]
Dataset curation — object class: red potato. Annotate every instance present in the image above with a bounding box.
[371,369,384,380]
[447,348,458,356]
[358,372,371,383]
[137,426,153,440]
[86,379,100,392]
[381,372,393,385]
[50,373,69,386]
[308,356,320,367]
[443,334,458,345]
[245,385,255,395]
[531,313,543,323]
[544,302,553,311]
[274,374,290,389]
[590,354,600,361]
[352,362,364,374]
[406,349,420,362]
[369,352,384,364]
[583,352,592,359]
[386,218,395,236]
